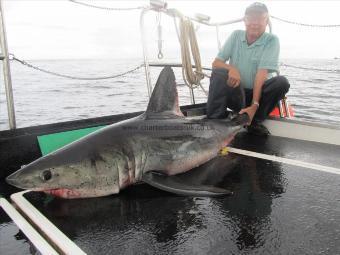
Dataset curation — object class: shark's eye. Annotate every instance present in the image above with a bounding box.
[41,170,52,181]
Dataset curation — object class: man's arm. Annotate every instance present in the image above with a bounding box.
[239,69,268,124]
[240,35,280,124]
[212,58,241,88]
[252,68,268,105]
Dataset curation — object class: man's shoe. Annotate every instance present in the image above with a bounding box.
[247,121,270,136]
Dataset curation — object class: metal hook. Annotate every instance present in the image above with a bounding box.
[8,53,15,60]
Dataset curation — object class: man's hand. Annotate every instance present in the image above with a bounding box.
[227,66,241,88]
[239,104,258,125]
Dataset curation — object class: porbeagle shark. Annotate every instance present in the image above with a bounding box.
[6,67,249,198]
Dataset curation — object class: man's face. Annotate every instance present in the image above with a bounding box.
[244,12,268,39]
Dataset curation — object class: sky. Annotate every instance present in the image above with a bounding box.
[2,0,340,61]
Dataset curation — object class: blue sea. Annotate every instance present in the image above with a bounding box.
[0,58,340,130]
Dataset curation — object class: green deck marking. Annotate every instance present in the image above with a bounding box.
[37,126,106,156]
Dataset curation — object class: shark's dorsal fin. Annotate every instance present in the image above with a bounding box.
[145,67,184,118]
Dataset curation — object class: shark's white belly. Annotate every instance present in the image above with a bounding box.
[138,136,224,176]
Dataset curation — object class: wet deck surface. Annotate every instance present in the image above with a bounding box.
[1,132,340,254]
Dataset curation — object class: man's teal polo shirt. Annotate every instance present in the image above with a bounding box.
[216,30,280,89]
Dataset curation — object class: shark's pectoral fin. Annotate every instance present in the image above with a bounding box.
[142,171,232,197]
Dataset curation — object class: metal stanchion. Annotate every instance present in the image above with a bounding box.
[0,0,16,129]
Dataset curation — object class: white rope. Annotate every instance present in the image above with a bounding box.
[227,147,340,175]
[178,17,208,95]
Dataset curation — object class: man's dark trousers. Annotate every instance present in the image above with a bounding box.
[206,68,290,122]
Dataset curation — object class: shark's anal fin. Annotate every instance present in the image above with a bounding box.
[142,171,232,197]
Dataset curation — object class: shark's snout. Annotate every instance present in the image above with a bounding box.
[6,171,24,189]
[5,174,15,185]
[5,164,45,190]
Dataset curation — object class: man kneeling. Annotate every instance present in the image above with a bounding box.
[207,2,290,136]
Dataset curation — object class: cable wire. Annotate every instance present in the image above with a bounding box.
[271,15,340,28]
[68,0,144,11]
[10,55,144,80]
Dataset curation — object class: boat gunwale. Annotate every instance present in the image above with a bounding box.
[1,103,339,140]
[266,115,340,130]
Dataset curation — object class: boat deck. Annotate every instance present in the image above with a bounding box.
[1,131,339,254]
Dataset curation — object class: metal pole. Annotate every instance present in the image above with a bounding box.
[189,87,195,104]
[0,0,16,129]
[215,25,221,51]
[278,100,284,118]
[283,98,291,118]
[140,7,153,98]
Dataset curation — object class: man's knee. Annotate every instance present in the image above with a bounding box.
[209,68,229,92]
[276,76,290,94]
[211,68,229,79]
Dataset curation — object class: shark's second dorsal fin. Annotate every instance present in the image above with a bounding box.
[145,67,184,118]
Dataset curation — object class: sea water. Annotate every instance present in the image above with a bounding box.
[0,58,340,130]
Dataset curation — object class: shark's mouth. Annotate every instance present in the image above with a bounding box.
[43,188,81,199]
